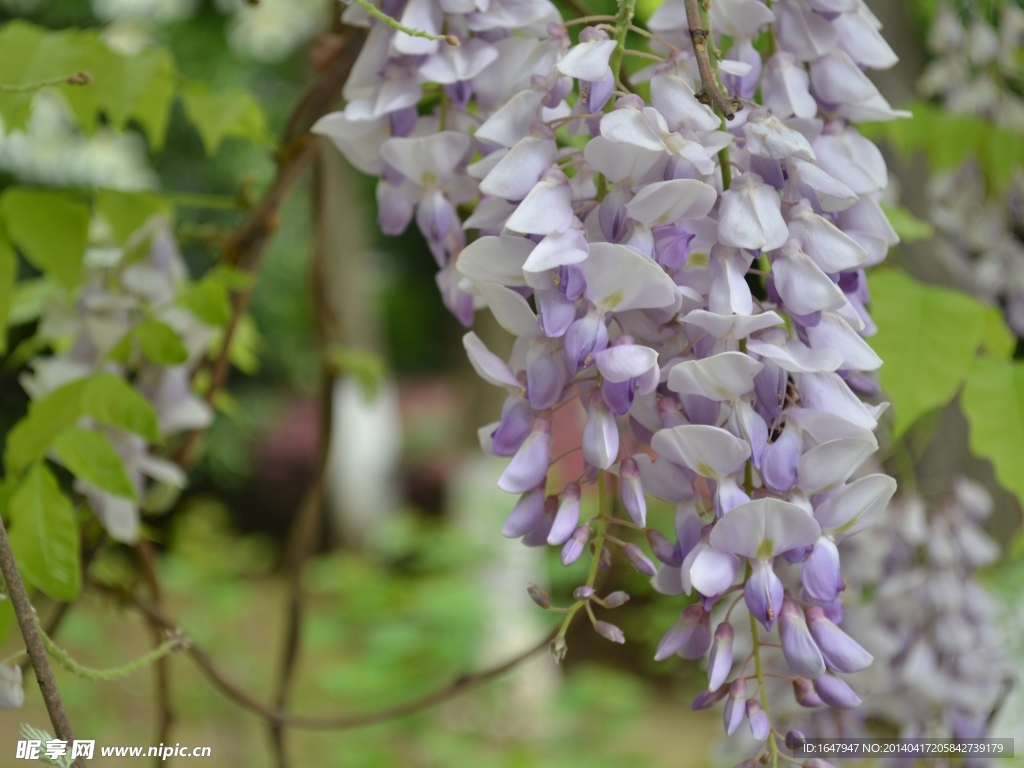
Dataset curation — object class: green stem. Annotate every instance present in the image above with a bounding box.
[609,0,638,90]
[749,606,779,768]
[0,71,91,92]
[40,624,181,682]
[164,191,244,211]
[352,0,456,45]
[552,471,609,660]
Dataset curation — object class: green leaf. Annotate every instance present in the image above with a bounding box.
[981,306,1016,360]
[51,428,137,500]
[128,47,177,150]
[0,225,16,354]
[83,373,161,444]
[880,202,935,244]
[7,277,60,326]
[96,189,171,246]
[180,82,270,155]
[176,279,231,326]
[0,188,90,290]
[962,358,1024,508]
[5,378,90,476]
[868,268,988,439]
[8,463,81,601]
[134,320,188,365]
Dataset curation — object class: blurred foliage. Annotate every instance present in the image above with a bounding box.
[863,101,1024,189]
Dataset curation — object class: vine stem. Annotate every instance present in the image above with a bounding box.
[608,0,638,91]
[684,0,739,120]
[40,627,181,682]
[91,579,557,730]
[0,517,84,768]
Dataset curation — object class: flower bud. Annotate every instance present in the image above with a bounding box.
[548,483,581,545]
[561,525,590,566]
[805,605,873,673]
[779,599,826,679]
[812,673,861,709]
[707,622,734,691]
[620,458,647,526]
[624,543,658,577]
[527,585,551,609]
[745,698,770,741]
[598,545,612,570]
[498,418,551,494]
[723,678,748,735]
[691,685,729,710]
[603,590,630,608]
[793,678,824,708]
[573,585,595,601]
[786,729,807,750]
[647,528,680,566]
[594,621,625,644]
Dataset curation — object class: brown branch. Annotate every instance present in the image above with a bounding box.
[91,580,558,731]
[684,0,740,120]
[134,541,174,767]
[171,26,368,468]
[0,517,85,768]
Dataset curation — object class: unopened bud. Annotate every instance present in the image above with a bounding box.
[573,585,595,601]
[603,590,630,608]
[527,584,551,609]
[561,525,590,566]
[66,70,92,86]
[594,621,625,644]
[786,729,807,750]
[646,528,679,565]
[444,34,460,46]
[624,543,657,577]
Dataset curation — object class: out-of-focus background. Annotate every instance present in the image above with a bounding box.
[0,0,1020,766]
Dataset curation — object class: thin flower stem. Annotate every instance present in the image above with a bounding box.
[750,608,780,768]
[627,24,677,50]
[552,470,609,660]
[547,112,604,128]
[352,0,457,45]
[561,14,618,27]
[622,49,665,63]
[550,445,583,465]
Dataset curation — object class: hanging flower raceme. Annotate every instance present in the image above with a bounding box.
[766,479,1011,765]
[322,0,907,756]
[21,222,215,546]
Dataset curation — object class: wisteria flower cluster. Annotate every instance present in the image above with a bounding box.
[319,0,905,759]
[921,1,1024,130]
[770,479,1011,768]
[21,220,214,545]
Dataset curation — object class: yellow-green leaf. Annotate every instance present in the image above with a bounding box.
[962,358,1024,508]
[180,82,271,155]
[52,428,137,500]
[981,306,1016,360]
[868,268,988,439]
[0,188,90,290]
[96,189,171,246]
[83,373,161,444]
[5,378,90,476]
[135,320,188,366]
[8,463,81,602]
[880,202,935,244]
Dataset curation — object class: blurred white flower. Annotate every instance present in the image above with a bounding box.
[0,93,157,190]
[92,0,198,24]
[217,0,330,62]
